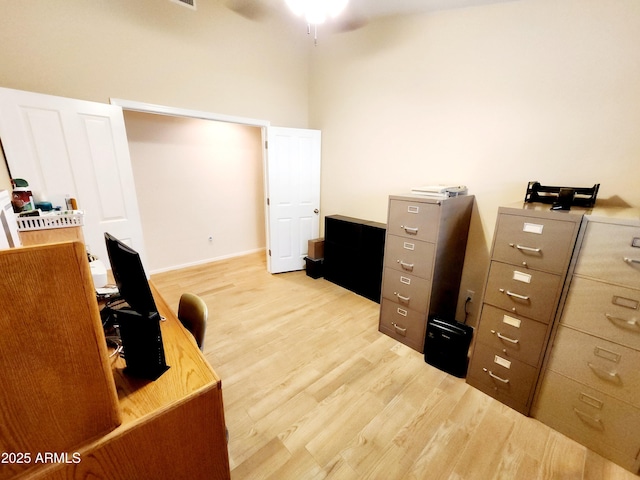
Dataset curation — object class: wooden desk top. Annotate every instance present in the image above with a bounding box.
[110,282,221,426]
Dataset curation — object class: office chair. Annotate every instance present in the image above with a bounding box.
[177,293,208,351]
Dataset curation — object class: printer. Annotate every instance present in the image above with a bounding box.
[411,185,468,198]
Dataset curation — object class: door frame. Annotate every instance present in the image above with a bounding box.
[110,98,276,270]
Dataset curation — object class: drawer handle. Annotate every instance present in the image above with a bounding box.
[623,257,640,265]
[510,243,541,253]
[573,408,604,431]
[605,313,639,328]
[401,225,419,235]
[500,289,530,301]
[491,330,519,344]
[395,293,410,303]
[587,362,620,382]
[483,368,510,384]
[398,260,414,271]
[391,322,407,336]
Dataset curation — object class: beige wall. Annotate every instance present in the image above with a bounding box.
[124,111,265,272]
[0,0,309,273]
[310,0,640,322]
[0,0,310,126]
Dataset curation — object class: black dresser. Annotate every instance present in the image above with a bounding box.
[323,215,386,303]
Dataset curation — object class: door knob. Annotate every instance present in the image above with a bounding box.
[314,209,319,214]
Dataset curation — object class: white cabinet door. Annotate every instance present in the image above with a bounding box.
[0,87,147,270]
[266,127,321,274]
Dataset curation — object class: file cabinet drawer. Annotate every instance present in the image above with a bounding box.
[561,276,640,350]
[483,261,562,323]
[476,304,548,367]
[467,342,537,411]
[381,268,431,314]
[383,234,435,280]
[547,326,640,407]
[534,370,640,471]
[492,213,579,274]
[575,222,640,288]
[387,199,440,243]
[379,299,426,352]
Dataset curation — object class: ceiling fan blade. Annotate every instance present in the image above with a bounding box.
[329,14,369,33]
[225,0,273,21]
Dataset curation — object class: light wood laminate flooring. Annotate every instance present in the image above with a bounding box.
[152,252,638,480]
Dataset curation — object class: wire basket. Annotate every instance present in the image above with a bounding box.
[16,211,84,231]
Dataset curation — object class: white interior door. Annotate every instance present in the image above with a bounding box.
[266,127,321,274]
[0,87,147,270]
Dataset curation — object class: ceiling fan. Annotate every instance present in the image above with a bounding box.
[224,0,371,41]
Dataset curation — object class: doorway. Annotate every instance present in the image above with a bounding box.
[123,110,266,273]
[112,98,321,276]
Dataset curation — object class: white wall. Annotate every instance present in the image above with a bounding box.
[310,0,640,322]
[124,111,265,273]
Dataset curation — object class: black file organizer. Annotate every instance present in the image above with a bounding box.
[524,181,599,210]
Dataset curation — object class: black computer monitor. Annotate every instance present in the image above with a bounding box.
[104,232,158,318]
[104,232,169,380]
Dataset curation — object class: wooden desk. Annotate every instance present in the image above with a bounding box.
[27,286,230,480]
[1,242,230,480]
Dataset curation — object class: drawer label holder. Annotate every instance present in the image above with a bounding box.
[493,355,512,369]
[513,270,532,284]
[593,346,621,363]
[523,223,544,234]
[502,314,522,328]
[611,295,639,310]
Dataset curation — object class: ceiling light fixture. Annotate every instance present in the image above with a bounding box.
[285,0,348,45]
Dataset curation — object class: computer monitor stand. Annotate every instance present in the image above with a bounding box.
[114,309,170,380]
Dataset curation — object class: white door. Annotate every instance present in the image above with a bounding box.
[266,127,321,274]
[0,87,147,270]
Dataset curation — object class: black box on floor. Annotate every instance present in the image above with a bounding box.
[304,256,323,279]
[425,317,473,378]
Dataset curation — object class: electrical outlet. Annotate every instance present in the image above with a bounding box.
[466,289,475,302]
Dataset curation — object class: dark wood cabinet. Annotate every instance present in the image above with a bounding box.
[323,215,386,303]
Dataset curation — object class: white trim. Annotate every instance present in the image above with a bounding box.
[149,248,266,275]
[109,98,270,128]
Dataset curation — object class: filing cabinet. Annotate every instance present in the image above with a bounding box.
[533,210,640,474]
[378,194,473,353]
[466,204,583,415]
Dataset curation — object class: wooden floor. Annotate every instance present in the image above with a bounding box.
[152,252,638,480]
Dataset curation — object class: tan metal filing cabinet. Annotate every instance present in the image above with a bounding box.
[378,194,473,353]
[532,208,640,474]
[466,204,584,415]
